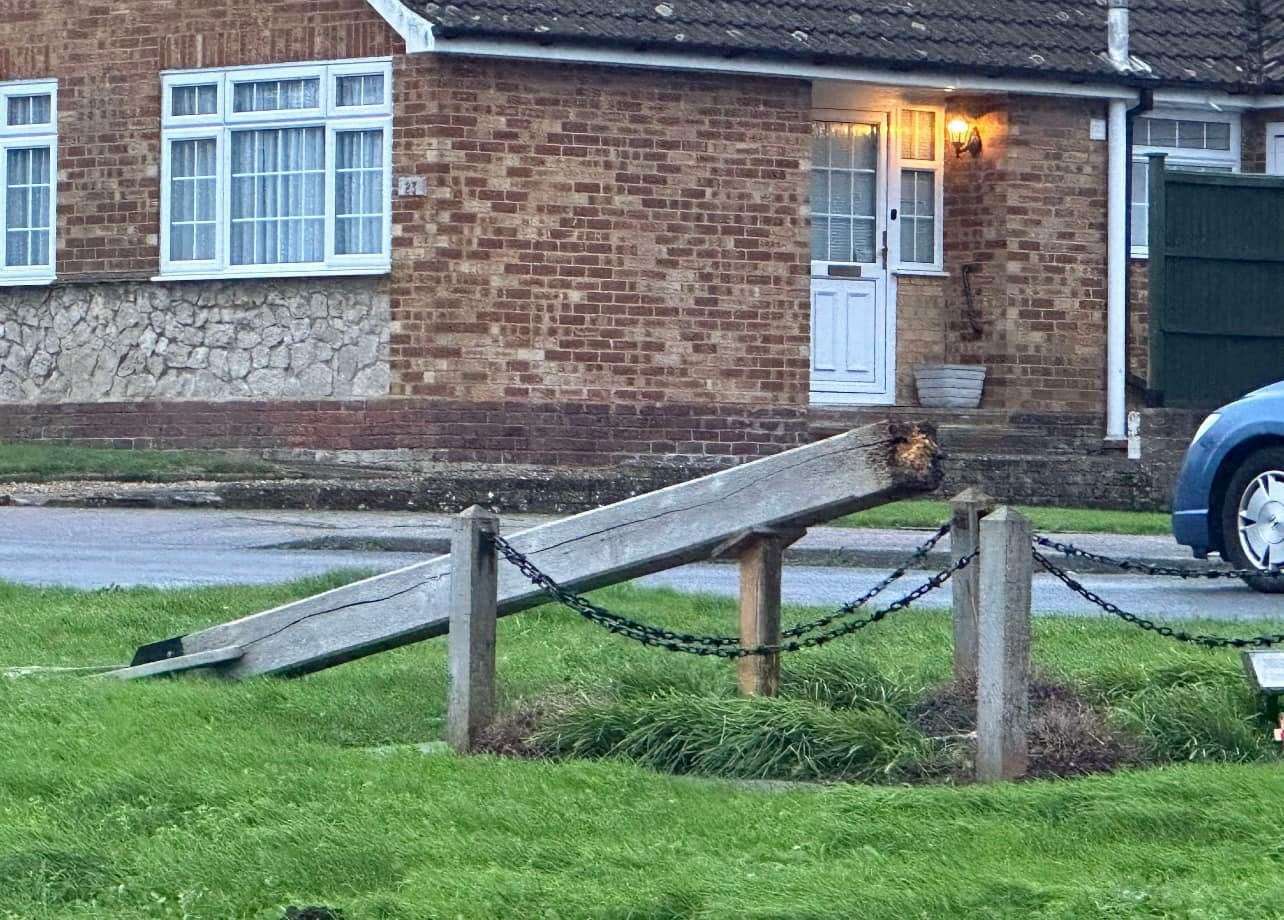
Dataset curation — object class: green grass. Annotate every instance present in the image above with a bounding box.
[3,578,1283,918]
[0,441,278,482]
[838,499,1173,536]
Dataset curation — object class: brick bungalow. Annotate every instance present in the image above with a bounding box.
[0,0,1281,503]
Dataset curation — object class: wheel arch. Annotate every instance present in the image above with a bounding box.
[1208,434,1284,553]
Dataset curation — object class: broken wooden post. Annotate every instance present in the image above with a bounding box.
[715,527,805,697]
[447,506,500,753]
[975,506,1032,783]
[117,421,940,681]
[950,488,996,684]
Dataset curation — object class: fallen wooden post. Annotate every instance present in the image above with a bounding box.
[950,488,996,684]
[975,506,1032,783]
[447,506,500,753]
[112,421,939,681]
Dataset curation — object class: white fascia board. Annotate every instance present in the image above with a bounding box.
[425,36,1284,110]
[427,36,1140,101]
[364,0,434,53]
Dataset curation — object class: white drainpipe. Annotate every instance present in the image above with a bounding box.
[1107,99,1129,441]
[1105,0,1131,441]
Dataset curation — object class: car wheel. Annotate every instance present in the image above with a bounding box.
[1220,447,1284,593]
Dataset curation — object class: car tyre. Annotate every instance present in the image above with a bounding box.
[1220,447,1284,593]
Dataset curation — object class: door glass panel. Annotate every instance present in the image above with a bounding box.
[811,120,880,263]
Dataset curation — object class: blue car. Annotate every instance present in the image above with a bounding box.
[1173,380,1284,592]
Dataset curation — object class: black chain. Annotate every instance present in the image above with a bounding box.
[491,528,969,658]
[1034,550,1284,649]
[1033,534,1284,581]
[782,524,950,639]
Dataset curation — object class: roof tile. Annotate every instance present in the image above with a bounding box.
[411,0,1277,91]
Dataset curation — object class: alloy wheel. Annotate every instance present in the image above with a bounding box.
[1237,470,1284,569]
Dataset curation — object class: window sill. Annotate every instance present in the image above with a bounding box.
[892,268,949,278]
[152,265,390,283]
[0,274,55,288]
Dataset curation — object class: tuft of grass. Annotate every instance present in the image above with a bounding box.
[837,499,1172,535]
[534,692,954,782]
[0,441,279,482]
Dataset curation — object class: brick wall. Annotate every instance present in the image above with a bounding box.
[0,0,398,281]
[388,56,813,408]
[0,397,810,466]
[938,95,1109,414]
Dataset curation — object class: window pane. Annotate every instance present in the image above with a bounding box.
[811,125,829,168]
[335,129,385,255]
[7,94,51,127]
[336,74,384,107]
[169,137,216,263]
[1177,120,1205,149]
[901,110,935,161]
[1132,202,1149,249]
[810,215,828,261]
[852,172,876,218]
[852,124,878,171]
[4,147,51,267]
[852,218,876,263]
[172,84,217,117]
[1205,121,1231,151]
[230,126,325,265]
[829,170,852,215]
[1144,118,1177,148]
[1131,160,1149,206]
[232,78,320,113]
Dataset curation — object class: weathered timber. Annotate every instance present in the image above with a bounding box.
[446,506,500,753]
[103,645,243,680]
[736,533,788,698]
[125,422,939,680]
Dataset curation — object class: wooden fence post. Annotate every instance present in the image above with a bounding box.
[950,488,996,685]
[713,527,805,697]
[447,505,500,753]
[975,506,1032,782]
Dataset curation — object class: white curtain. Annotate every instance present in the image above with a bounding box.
[230,127,324,265]
[169,138,216,262]
[4,146,50,268]
[334,129,383,255]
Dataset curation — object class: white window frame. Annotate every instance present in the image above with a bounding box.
[158,58,392,281]
[1130,108,1240,259]
[891,105,945,275]
[1266,122,1284,176]
[0,79,57,286]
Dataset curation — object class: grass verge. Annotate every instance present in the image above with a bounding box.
[838,499,1172,535]
[0,441,279,482]
[2,578,1281,918]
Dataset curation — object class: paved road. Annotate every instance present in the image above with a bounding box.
[2,507,1281,621]
[636,565,1284,621]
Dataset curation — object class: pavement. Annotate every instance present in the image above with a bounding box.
[2,506,1280,621]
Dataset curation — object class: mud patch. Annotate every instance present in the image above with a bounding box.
[912,678,1141,779]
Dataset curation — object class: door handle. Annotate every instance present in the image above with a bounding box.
[880,230,888,269]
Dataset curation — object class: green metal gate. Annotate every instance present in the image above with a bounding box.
[1148,155,1284,409]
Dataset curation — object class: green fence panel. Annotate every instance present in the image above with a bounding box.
[1148,157,1284,409]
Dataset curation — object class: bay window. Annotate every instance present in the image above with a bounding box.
[159,60,391,279]
[0,80,56,285]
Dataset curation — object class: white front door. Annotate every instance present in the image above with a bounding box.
[810,113,892,404]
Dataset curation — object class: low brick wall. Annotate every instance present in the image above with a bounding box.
[0,397,811,466]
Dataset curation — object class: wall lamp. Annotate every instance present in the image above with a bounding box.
[948,117,983,158]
